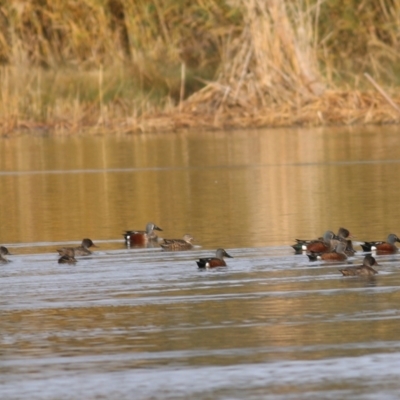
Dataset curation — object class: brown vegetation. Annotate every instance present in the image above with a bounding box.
[0,0,400,135]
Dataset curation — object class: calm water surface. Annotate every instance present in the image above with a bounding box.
[1,126,400,399]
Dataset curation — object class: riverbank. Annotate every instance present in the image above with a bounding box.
[121,86,400,133]
[1,0,400,135]
[4,83,400,136]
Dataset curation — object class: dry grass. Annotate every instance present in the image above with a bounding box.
[127,90,400,134]
[128,0,400,133]
[0,0,400,135]
[6,89,399,135]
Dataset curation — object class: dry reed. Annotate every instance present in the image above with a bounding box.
[141,0,400,133]
[0,0,400,135]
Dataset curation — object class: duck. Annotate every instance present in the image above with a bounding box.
[57,238,97,257]
[337,227,356,256]
[293,230,339,254]
[307,240,347,262]
[293,228,352,254]
[0,246,11,263]
[360,233,400,254]
[123,222,163,247]
[58,254,78,264]
[160,234,194,251]
[196,248,233,268]
[291,237,320,253]
[338,254,379,276]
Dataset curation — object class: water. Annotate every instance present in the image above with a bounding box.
[1,126,400,399]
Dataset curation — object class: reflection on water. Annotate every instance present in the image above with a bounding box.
[1,126,400,399]
[1,126,400,249]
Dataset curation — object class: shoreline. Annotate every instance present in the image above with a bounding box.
[3,90,400,136]
[2,2,400,137]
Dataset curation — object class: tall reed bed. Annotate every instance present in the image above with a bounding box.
[185,0,324,111]
[0,0,399,134]
[177,0,400,130]
[0,0,239,133]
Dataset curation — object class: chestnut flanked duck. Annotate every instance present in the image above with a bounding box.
[161,234,194,251]
[339,254,379,276]
[57,238,97,257]
[293,230,339,254]
[291,233,326,252]
[291,237,319,253]
[360,233,400,254]
[123,222,163,247]
[196,248,233,268]
[307,240,347,262]
[0,246,12,263]
[292,228,351,254]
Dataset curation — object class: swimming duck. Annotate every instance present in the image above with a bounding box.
[337,227,356,256]
[360,233,400,254]
[338,254,379,276]
[307,240,347,262]
[123,222,163,247]
[161,234,194,251]
[292,228,351,253]
[57,238,97,257]
[196,248,233,268]
[293,230,339,254]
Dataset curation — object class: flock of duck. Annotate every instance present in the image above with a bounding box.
[0,222,232,269]
[292,227,400,276]
[1,223,399,275]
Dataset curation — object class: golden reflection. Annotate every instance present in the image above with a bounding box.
[1,126,400,248]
